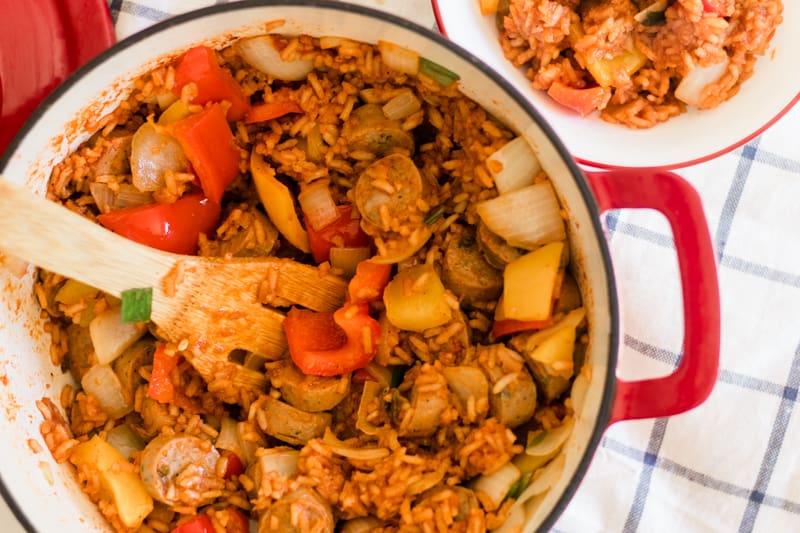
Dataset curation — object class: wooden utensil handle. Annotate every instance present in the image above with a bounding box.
[0,179,175,296]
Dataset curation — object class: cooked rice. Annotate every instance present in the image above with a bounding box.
[498,0,783,127]
[33,31,586,532]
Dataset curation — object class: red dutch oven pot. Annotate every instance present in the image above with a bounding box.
[0,2,719,531]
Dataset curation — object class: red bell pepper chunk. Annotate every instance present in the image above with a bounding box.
[305,205,371,263]
[701,0,727,15]
[547,82,611,117]
[348,260,392,303]
[492,318,555,338]
[170,514,215,533]
[222,451,245,479]
[97,192,220,255]
[173,46,250,121]
[170,104,241,203]
[226,509,249,533]
[284,303,381,376]
[147,343,179,403]
[352,367,376,383]
[245,100,303,124]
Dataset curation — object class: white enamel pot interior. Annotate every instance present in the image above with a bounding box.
[0,2,720,532]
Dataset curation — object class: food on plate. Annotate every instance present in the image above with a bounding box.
[35,31,588,532]
[484,0,783,128]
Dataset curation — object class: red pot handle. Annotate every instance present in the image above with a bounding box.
[584,169,720,425]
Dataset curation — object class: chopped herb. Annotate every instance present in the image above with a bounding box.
[527,429,549,448]
[641,10,667,25]
[507,472,532,500]
[121,287,153,323]
[419,57,460,87]
[425,206,445,225]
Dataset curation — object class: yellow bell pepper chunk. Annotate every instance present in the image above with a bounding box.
[383,264,452,332]
[250,150,311,253]
[587,47,648,88]
[502,241,564,321]
[70,436,153,529]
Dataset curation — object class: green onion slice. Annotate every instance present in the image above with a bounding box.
[419,57,460,87]
[121,287,153,323]
[507,472,532,500]
[425,206,445,225]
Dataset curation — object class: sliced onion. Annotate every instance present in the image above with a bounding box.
[382,89,421,121]
[237,35,314,81]
[356,380,385,436]
[81,364,133,418]
[89,183,116,213]
[378,40,420,76]
[524,416,575,458]
[675,57,730,108]
[115,184,154,209]
[256,447,300,478]
[514,307,586,352]
[329,247,371,278]
[216,416,244,458]
[471,461,521,511]
[130,122,189,192]
[322,428,390,461]
[89,306,147,365]
[477,182,566,250]
[298,181,340,231]
[511,453,566,510]
[106,424,146,459]
[487,136,542,195]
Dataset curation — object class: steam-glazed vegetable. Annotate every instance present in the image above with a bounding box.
[36,32,588,533]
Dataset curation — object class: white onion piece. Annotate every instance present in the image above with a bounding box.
[487,136,542,195]
[476,182,566,250]
[89,182,116,213]
[524,416,575,458]
[106,424,145,459]
[377,40,420,76]
[511,453,566,510]
[356,380,384,436]
[81,365,133,418]
[130,122,189,192]
[256,447,300,478]
[216,416,244,457]
[443,366,489,416]
[490,504,526,533]
[471,462,521,511]
[675,58,730,108]
[237,35,314,81]
[298,181,340,231]
[89,306,147,365]
[114,184,153,209]
[382,89,421,120]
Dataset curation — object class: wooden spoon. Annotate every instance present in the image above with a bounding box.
[0,180,348,402]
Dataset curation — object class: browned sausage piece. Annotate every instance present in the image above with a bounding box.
[139,434,222,507]
[342,104,414,158]
[258,487,334,533]
[442,229,503,304]
[269,360,350,412]
[476,220,523,269]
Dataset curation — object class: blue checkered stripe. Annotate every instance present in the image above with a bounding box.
[106,2,800,531]
[556,103,800,533]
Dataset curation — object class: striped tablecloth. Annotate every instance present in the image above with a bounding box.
[14,1,797,532]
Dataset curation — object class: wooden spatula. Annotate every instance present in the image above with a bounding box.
[0,180,348,401]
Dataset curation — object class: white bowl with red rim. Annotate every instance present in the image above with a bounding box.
[433,0,800,169]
